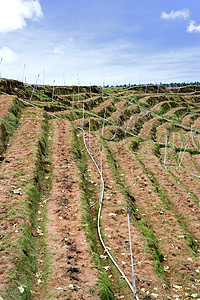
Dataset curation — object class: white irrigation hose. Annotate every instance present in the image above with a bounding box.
[178,141,189,167]
[81,129,138,298]
[195,121,199,134]
[132,113,149,131]
[89,116,91,153]
[125,115,133,134]
[178,142,183,165]
[126,206,139,299]
[52,80,55,101]
[22,64,26,83]
[30,74,40,101]
[72,92,74,109]
[163,132,168,168]
[190,173,200,179]
[82,99,85,129]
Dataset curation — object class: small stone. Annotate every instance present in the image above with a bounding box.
[187,257,193,262]
[18,285,24,293]
[68,284,74,289]
[99,255,107,260]
[173,285,182,290]
[108,213,117,217]
[151,293,159,298]
[195,269,200,273]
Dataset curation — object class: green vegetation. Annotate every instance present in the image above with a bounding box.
[0,97,24,155]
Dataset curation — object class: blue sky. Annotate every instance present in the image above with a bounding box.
[0,0,200,85]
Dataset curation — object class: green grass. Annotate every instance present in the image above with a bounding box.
[0,97,24,155]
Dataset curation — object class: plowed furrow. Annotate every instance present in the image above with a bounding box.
[43,120,98,299]
[0,107,44,297]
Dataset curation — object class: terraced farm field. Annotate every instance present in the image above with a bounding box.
[0,79,200,300]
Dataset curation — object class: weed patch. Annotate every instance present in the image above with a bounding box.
[3,113,50,299]
[0,98,24,155]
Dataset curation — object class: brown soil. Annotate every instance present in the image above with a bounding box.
[40,120,98,299]
[139,116,159,140]
[0,95,15,120]
[108,101,126,122]
[0,107,43,291]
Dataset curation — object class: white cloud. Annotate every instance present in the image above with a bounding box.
[187,21,200,33]
[161,9,190,21]
[53,47,65,56]
[0,47,18,63]
[0,0,43,33]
